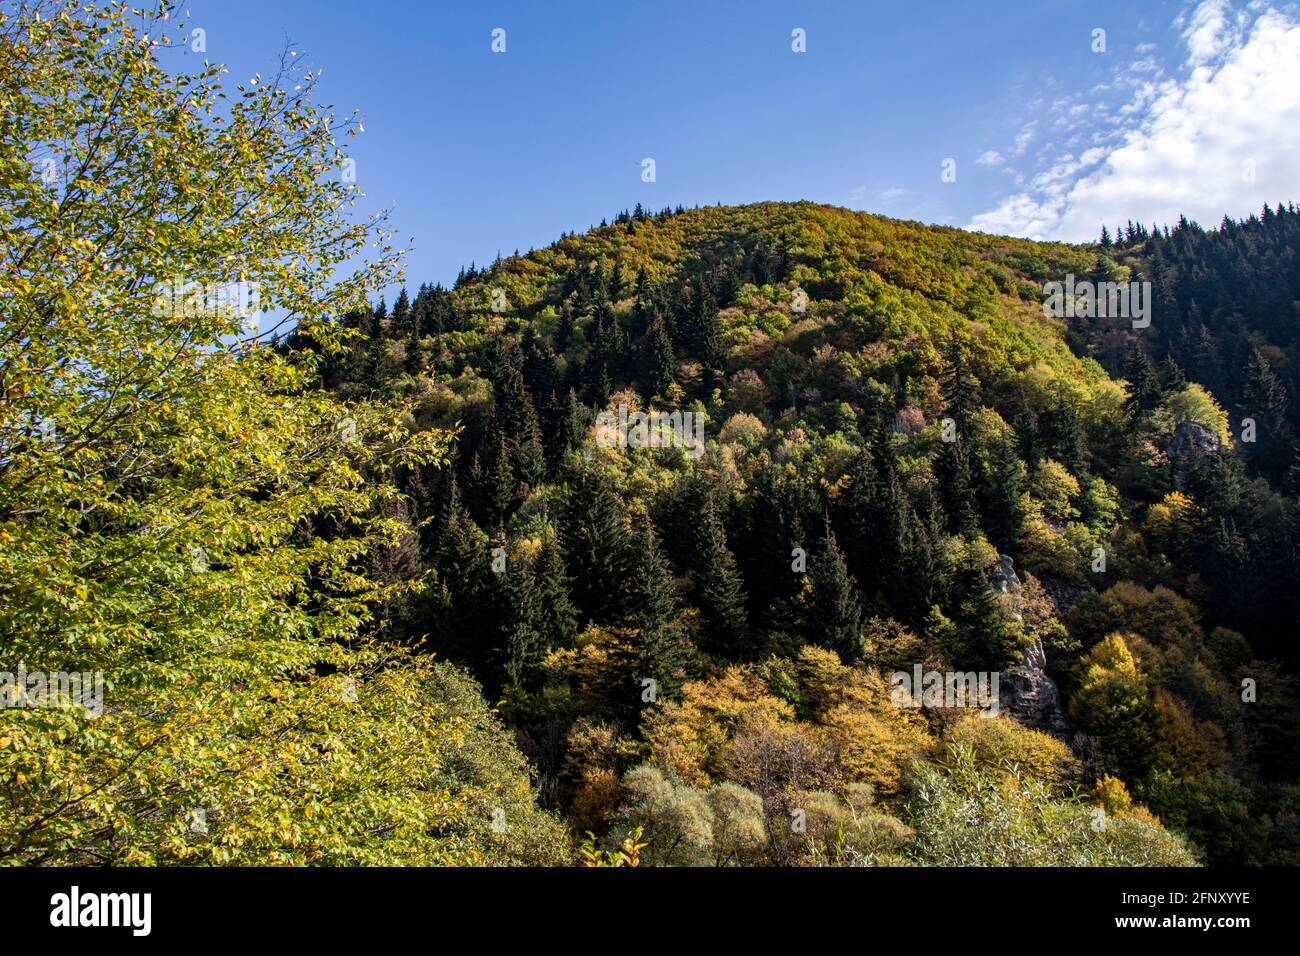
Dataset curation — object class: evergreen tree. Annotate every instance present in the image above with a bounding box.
[492,532,547,692]
[1125,345,1163,417]
[806,519,864,661]
[542,388,587,469]
[948,556,1018,671]
[391,287,411,336]
[692,496,749,658]
[627,523,693,700]
[938,436,980,539]
[489,434,517,521]
[1244,347,1292,478]
[535,529,579,651]
[986,428,1025,551]
[1040,395,1089,477]
[428,500,493,674]
[942,350,980,435]
[644,316,676,398]
[559,462,633,625]
[1159,356,1187,392]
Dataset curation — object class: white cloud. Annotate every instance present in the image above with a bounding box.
[1181,0,1240,64]
[976,150,1004,167]
[1012,122,1037,156]
[968,1,1300,241]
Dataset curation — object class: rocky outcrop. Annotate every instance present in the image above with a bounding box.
[990,555,1070,735]
[1168,419,1220,491]
[1000,636,1070,734]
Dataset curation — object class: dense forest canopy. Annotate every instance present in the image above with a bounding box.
[285,197,1300,866]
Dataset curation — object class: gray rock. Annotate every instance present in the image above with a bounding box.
[1168,419,1220,491]
[990,555,1071,735]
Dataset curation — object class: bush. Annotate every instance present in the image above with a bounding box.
[904,746,1196,866]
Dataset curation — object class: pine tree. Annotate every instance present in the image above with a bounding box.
[806,519,864,661]
[949,555,1017,671]
[1125,345,1163,417]
[489,434,516,521]
[542,388,587,469]
[942,350,980,435]
[1244,347,1292,478]
[493,532,547,692]
[986,428,1025,551]
[1159,356,1187,392]
[644,316,676,398]
[488,338,546,486]
[627,522,693,700]
[429,500,493,674]
[559,462,633,625]
[696,281,723,377]
[1040,394,1088,477]
[391,287,411,336]
[938,435,980,538]
[692,496,749,659]
[535,529,579,650]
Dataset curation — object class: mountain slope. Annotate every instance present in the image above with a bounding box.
[295,201,1300,866]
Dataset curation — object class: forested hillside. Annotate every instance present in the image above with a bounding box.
[289,200,1300,866]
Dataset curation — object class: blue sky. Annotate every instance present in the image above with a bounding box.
[180,0,1300,288]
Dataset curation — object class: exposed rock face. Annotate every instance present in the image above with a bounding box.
[989,554,1018,595]
[1000,638,1070,734]
[1168,419,1220,491]
[990,555,1070,735]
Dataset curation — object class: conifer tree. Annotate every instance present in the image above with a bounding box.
[1244,347,1292,478]
[938,436,980,539]
[986,428,1026,551]
[535,530,579,650]
[559,462,634,625]
[806,519,864,661]
[644,317,676,398]
[391,287,411,336]
[489,434,517,521]
[430,500,494,674]
[627,523,694,700]
[492,532,547,692]
[692,496,749,658]
[696,281,723,376]
[1125,345,1163,417]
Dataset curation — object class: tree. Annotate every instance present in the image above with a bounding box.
[627,523,694,700]
[559,462,634,625]
[0,2,572,865]
[535,530,579,651]
[806,520,864,661]
[644,316,677,398]
[491,533,547,692]
[691,497,750,658]
[1243,347,1292,478]
[1125,345,1163,417]
[985,428,1026,550]
[1069,633,1155,777]
[937,434,980,538]
[391,287,411,336]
